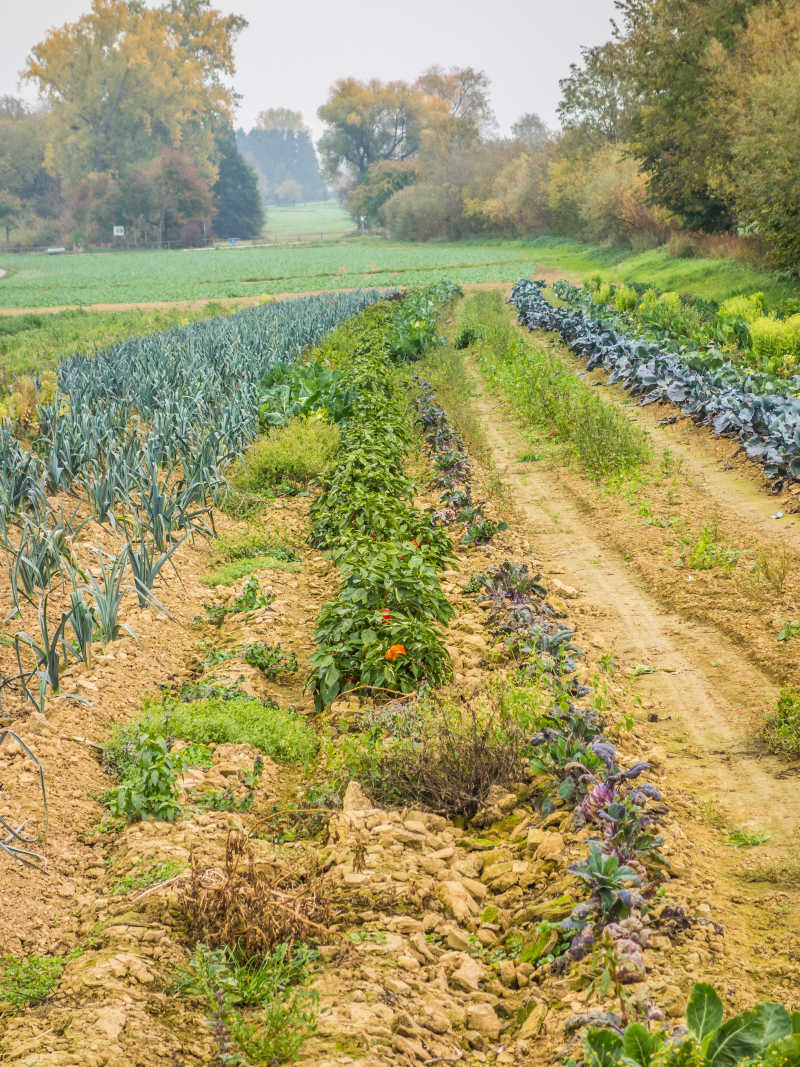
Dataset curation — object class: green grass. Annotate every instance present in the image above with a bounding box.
[265,200,354,238]
[203,526,302,585]
[0,953,67,1008]
[156,695,319,763]
[213,527,300,564]
[201,556,302,587]
[112,858,186,894]
[762,686,800,759]
[467,290,651,480]
[525,235,800,308]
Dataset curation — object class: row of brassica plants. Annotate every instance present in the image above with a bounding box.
[584,277,800,379]
[511,279,800,480]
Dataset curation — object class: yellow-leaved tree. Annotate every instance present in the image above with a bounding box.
[24,0,245,187]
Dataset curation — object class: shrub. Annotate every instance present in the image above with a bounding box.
[229,416,339,493]
[160,695,318,764]
[718,292,765,323]
[666,233,699,258]
[325,697,528,819]
[382,182,454,241]
[751,316,789,362]
[762,686,800,759]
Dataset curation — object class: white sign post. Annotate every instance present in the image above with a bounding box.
[113,225,125,238]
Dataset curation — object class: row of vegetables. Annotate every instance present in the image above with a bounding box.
[319,293,800,1064]
[0,290,385,530]
[0,292,385,716]
[586,278,800,379]
[306,290,460,712]
[511,279,800,480]
[4,285,799,1060]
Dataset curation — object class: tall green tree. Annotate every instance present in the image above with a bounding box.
[237,115,327,203]
[212,129,264,238]
[710,1,800,268]
[610,0,756,231]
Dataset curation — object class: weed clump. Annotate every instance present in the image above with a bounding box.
[230,416,339,494]
[158,694,318,764]
[469,290,651,480]
[0,953,67,1008]
[762,686,800,759]
[176,942,318,1065]
[326,696,529,819]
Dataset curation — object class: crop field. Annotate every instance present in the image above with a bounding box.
[0,239,537,309]
[1,269,800,1065]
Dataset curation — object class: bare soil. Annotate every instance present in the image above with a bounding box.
[2,300,799,1064]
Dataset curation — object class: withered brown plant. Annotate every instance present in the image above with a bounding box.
[178,829,330,958]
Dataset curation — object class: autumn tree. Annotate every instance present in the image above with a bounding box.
[317,79,431,183]
[710,2,800,268]
[347,160,418,227]
[415,66,495,144]
[0,99,61,218]
[574,0,758,231]
[255,108,306,132]
[24,0,244,186]
[273,179,301,205]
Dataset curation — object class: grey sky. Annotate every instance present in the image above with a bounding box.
[0,0,618,141]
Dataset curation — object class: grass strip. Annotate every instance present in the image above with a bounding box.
[464,290,651,481]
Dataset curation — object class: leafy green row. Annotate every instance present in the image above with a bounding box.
[579,981,800,1066]
[307,291,458,711]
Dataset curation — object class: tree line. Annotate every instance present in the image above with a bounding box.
[0,0,267,248]
[3,0,799,263]
[316,3,800,269]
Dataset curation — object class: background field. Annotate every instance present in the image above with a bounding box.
[263,200,354,239]
[0,239,537,309]
[3,234,800,312]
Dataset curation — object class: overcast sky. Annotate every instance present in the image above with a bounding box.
[0,0,618,140]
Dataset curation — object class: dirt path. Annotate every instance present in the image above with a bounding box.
[535,331,800,544]
[463,353,800,859]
